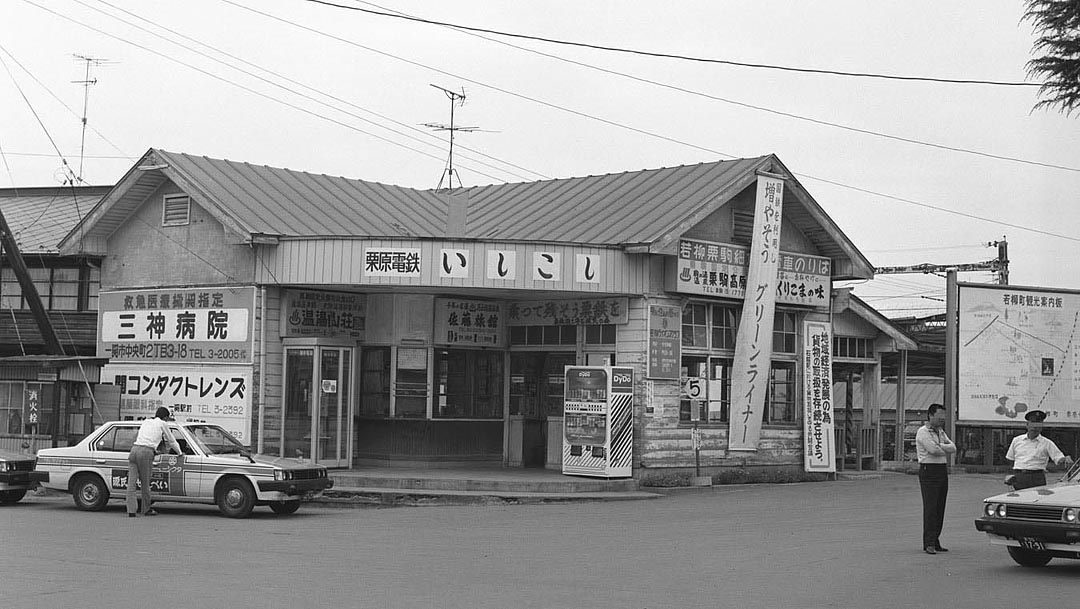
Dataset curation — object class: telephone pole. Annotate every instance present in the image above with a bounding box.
[873,237,1009,285]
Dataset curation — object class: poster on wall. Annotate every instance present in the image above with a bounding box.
[958,283,1080,423]
[434,298,504,346]
[281,290,365,339]
[101,363,253,443]
[802,320,835,472]
[507,297,629,326]
[647,304,680,379]
[98,286,255,364]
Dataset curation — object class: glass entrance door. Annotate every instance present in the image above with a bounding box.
[283,346,352,467]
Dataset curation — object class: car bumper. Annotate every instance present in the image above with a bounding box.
[0,470,48,489]
[974,517,1080,544]
[257,478,334,496]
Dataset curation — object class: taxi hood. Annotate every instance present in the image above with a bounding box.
[983,480,1080,505]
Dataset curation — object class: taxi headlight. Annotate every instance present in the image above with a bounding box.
[274,469,285,481]
[984,503,998,518]
[997,504,1008,518]
[0,462,11,473]
[1064,508,1077,523]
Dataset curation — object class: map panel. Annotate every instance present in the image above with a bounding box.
[958,284,1080,424]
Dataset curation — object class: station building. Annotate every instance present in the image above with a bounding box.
[50,148,919,475]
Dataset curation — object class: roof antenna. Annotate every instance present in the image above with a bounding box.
[424,84,478,190]
[71,54,115,184]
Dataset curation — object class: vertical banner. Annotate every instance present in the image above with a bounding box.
[647,304,681,379]
[803,321,835,472]
[726,173,784,449]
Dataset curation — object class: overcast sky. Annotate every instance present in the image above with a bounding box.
[3,1,1078,318]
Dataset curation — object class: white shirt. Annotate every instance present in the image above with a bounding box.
[915,424,955,464]
[133,417,182,453]
[1006,434,1064,471]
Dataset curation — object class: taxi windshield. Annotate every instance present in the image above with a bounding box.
[186,425,248,455]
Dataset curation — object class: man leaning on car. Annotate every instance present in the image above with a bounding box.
[1006,409,1074,490]
[128,407,183,518]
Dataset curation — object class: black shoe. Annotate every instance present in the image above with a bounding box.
[924,546,937,555]
[143,508,159,516]
[935,545,949,552]
[128,513,137,518]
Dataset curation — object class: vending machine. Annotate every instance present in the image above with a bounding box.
[562,366,634,478]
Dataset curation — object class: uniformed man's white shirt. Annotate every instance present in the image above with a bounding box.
[133,417,180,452]
[1006,434,1064,471]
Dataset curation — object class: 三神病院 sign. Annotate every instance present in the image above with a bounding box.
[98,286,255,364]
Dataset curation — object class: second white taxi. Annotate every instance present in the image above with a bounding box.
[34,421,333,518]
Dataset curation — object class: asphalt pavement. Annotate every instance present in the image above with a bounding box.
[3,472,1077,609]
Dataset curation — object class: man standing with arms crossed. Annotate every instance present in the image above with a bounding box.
[916,403,955,555]
[127,406,183,518]
[1006,409,1073,490]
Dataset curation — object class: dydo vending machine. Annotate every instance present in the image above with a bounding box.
[562,366,634,478]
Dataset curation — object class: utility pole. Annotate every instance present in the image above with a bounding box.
[873,238,1008,464]
[424,84,478,190]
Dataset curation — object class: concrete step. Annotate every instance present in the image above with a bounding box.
[328,473,640,494]
[316,485,662,507]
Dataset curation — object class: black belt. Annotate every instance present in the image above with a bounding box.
[1013,469,1045,473]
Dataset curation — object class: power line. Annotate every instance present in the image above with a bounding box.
[0,45,77,184]
[354,1,1079,175]
[87,0,547,182]
[310,0,1040,88]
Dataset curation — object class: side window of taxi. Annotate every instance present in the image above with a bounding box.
[94,427,138,452]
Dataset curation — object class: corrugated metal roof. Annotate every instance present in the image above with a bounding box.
[61,149,874,280]
[155,150,449,238]
[0,186,110,253]
[459,157,763,244]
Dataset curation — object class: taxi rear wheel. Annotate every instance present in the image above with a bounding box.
[216,478,255,518]
[269,500,301,515]
[1007,546,1052,567]
[72,475,109,511]
[0,489,27,504]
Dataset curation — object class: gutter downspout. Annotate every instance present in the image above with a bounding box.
[257,286,267,454]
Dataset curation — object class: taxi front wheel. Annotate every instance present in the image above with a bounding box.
[269,500,301,515]
[0,489,27,504]
[216,478,255,518]
[1007,546,1052,567]
[72,475,109,511]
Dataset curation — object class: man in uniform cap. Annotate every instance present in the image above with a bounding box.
[1005,409,1073,490]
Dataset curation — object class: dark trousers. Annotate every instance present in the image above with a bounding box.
[919,463,949,549]
[1011,469,1046,490]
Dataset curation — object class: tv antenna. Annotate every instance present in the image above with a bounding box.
[424,84,479,190]
[71,54,115,184]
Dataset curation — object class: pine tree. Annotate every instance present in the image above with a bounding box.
[1024,0,1080,115]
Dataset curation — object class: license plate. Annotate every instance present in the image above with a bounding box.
[1019,537,1046,552]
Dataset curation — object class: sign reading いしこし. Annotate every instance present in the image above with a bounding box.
[281,290,365,339]
[647,304,681,379]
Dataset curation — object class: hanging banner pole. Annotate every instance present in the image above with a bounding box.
[725,171,785,450]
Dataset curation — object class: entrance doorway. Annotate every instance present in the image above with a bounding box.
[283,346,352,467]
[510,352,575,467]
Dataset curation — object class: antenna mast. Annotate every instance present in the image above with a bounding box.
[424,84,478,190]
[71,54,111,184]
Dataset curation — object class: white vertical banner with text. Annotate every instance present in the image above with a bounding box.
[803,320,835,472]
[726,173,784,450]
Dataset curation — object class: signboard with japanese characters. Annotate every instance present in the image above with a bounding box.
[647,304,681,379]
[98,287,255,364]
[669,238,831,307]
[102,364,252,442]
[958,283,1080,424]
[803,320,835,472]
[364,247,422,277]
[507,297,629,326]
[434,298,504,346]
[728,174,784,450]
[281,289,365,339]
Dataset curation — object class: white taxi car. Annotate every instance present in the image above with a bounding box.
[34,421,333,518]
[974,461,1080,567]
